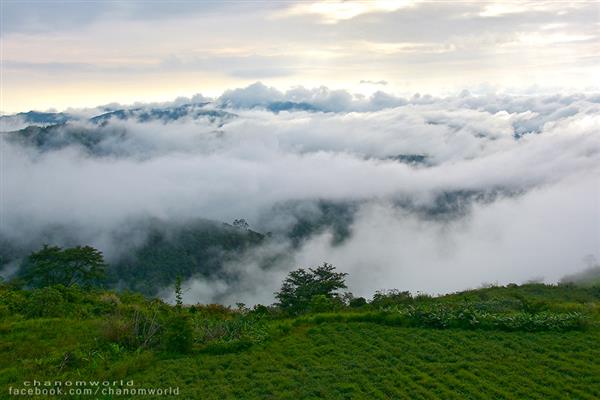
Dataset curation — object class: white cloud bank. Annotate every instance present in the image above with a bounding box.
[2,86,599,304]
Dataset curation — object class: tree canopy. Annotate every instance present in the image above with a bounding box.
[21,245,107,288]
[274,263,347,314]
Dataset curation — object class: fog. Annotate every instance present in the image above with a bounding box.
[2,85,599,304]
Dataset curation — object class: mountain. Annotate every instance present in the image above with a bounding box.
[266,101,320,113]
[0,111,74,130]
[1,98,329,133]
[89,103,236,125]
[108,219,266,295]
[4,218,267,296]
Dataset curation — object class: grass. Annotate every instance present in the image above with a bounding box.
[130,323,600,399]
[1,283,600,399]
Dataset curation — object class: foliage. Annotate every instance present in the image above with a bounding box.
[102,309,162,350]
[162,313,193,354]
[175,275,183,309]
[297,305,589,333]
[21,245,107,288]
[348,296,367,308]
[371,289,413,308]
[275,263,347,314]
[108,220,265,295]
[26,286,67,318]
[1,281,600,398]
[192,313,268,349]
[308,294,346,313]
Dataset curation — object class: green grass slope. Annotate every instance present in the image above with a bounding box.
[132,323,600,400]
[1,283,599,399]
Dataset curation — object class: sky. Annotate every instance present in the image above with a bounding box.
[1,1,599,304]
[1,0,599,113]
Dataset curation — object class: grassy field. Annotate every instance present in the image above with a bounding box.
[130,323,600,400]
[1,284,599,399]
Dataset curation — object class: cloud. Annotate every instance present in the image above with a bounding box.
[0,1,282,35]
[161,170,600,306]
[277,1,422,24]
[293,173,600,297]
[1,86,599,304]
[360,80,388,85]
[3,1,598,113]
[217,82,408,112]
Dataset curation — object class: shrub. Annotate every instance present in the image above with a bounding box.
[102,316,135,348]
[192,303,233,317]
[349,297,367,308]
[371,289,412,308]
[192,311,269,350]
[395,304,589,332]
[251,304,271,315]
[309,295,336,313]
[162,313,193,354]
[518,296,549,314]
[0,288,27,316]
[100,292,121,307]
[102,309,161,350]
[26,286,66,318]
[0,304,10,319]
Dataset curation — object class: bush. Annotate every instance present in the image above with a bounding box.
[251,304,271,316]
[316,304,590,333]
[102,316,136,347]
[0,288,27,316]
[193,313,268,346]
[162,313,193,354]
[349,297,367,308]
[102,309,161,350]
[26,286,66,318]
[517,295,549,314]
[192,303,233,317]
[397,304,589,332]
[0,304,10,319]
[309,295,336,313]
[371,289,412,308]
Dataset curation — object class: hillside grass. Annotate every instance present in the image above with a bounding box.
[1,283,599,399]
[132,323,600,400]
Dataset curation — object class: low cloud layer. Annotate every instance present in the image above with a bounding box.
[2,85,599,304]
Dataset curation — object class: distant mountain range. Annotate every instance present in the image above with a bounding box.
[88,103,235,126]
[0,100,333,131]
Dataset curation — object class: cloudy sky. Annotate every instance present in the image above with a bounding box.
[3,89,599,301]
[1,1,599,303]
[2,0,599,113]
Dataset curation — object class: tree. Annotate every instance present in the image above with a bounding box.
[274,263,347,314]
[232,219,249,230]
[175,275,183,310]
[22,245,107,288]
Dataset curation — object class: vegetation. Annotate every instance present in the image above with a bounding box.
[107,219,265,295]
[19,245,107,289]
[560,256,600,287]
[1,258,600,399]
[0,219,267,296]
[275,263,348,315]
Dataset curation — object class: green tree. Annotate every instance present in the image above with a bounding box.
[175,275,183,310]
[22,245,107,288]
[274,263,347,314]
